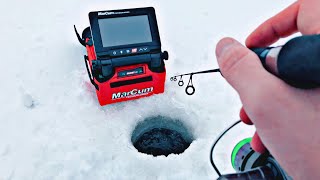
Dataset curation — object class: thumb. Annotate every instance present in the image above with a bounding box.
[215,37,278,98]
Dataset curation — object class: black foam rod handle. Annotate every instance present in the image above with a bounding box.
[278,34,320,89]
[217,166,275,180]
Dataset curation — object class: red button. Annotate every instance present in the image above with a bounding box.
[132,48,138,53]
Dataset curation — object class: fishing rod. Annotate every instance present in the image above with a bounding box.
[208,34,320,179]
[171,34,320,96]
[170,68,221,95]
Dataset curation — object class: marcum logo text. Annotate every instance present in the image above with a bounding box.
[112,87,154,100]
[98,11,130,16]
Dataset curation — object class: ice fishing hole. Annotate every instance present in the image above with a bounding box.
[131,116,194,156]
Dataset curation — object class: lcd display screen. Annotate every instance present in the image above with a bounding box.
[98,15,152,47]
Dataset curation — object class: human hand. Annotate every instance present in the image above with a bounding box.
[215,0,320,179]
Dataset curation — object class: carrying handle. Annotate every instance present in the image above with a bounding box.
[84,55,99,90]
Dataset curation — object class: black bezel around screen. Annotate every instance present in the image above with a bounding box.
[89,7,161,55]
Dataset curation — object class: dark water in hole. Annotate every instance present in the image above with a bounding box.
[131,116,194,156]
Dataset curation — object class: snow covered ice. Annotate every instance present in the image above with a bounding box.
[22,94,34,108]
[0,0,295,179]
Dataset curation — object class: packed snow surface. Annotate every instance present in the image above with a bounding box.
[1,0,295,179]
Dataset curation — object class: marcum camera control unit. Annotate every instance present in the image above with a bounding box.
[75,7,169,106]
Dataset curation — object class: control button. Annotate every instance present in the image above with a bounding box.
[120,50,123,54]
[162,51,169,60]
[132,48,138,53]
[113,51,117,55]
[138,47,149,52]
[126,49,131,54]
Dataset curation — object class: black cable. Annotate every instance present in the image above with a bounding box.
[74,25,86,47]
[210,120,242,177]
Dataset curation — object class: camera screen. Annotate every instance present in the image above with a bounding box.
[98,15,153,47]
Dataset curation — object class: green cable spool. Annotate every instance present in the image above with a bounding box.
[231,138,252,170]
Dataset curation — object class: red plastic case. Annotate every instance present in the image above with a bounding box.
[85,43,166,106]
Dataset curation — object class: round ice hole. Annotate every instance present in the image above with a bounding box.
[131,116,194,156]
